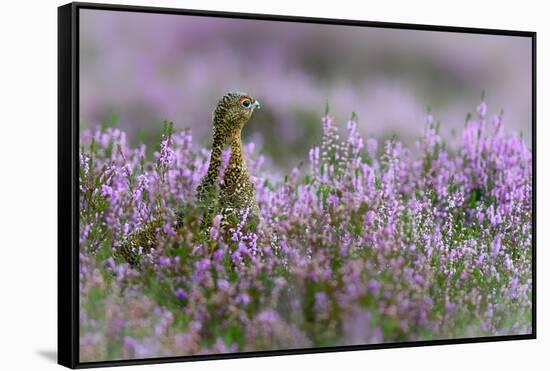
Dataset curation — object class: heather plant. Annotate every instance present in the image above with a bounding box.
[79,101,532,361]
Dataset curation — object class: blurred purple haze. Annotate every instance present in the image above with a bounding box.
[79,9,532,171]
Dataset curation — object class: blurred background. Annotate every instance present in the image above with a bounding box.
[80,9,532,172]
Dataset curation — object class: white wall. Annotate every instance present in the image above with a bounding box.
[0,0,545,370]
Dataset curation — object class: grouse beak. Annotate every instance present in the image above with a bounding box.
[252,99,261,110]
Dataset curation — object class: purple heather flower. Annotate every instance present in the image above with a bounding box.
[216,279,231,292]
[210,214,223,239]
[491,236,502,258]
[366,138,377,158]
[158,256,171,267]
[477,101,487,117]
[364,210,376,225]
[367,280,381,295]
[158,138,175,167]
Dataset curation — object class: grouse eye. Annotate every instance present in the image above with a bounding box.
[240,98,251,109]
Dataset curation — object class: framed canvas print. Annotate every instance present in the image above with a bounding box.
[58,2,536,368]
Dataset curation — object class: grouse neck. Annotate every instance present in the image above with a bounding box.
[203,125,226,189]
[229,128,246,167]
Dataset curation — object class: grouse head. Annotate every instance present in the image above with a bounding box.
[212,91,261,137]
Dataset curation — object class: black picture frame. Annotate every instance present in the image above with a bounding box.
[58,2,537,368]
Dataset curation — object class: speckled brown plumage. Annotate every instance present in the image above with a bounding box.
[115,217,164,266]
[197,91,261,228]
[117,92,260,265]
